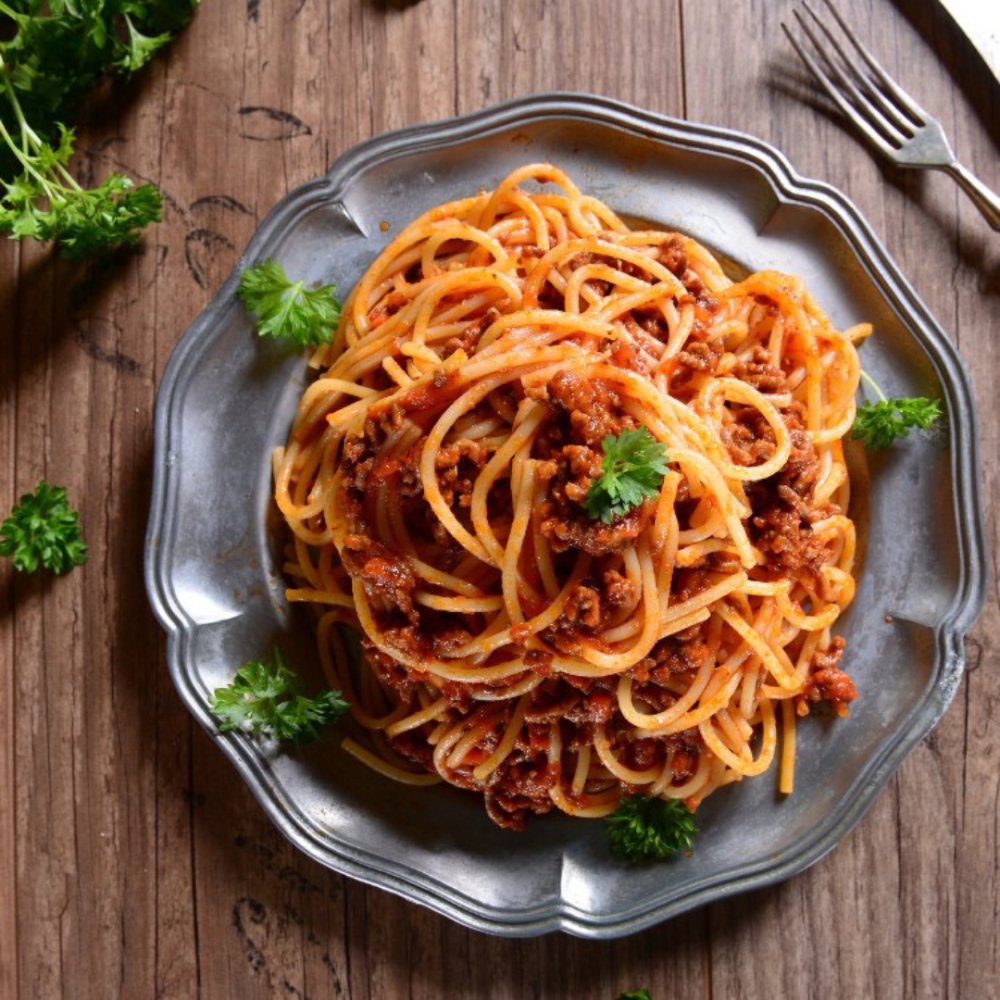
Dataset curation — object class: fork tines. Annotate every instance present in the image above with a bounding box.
[782,0,929,156]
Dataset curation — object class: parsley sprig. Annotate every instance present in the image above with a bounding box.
[0,115,162,257]
[210,647,350,747]
[0,480,87,574]
[606,795,697,861]
[0,3,199,129]
[617,991,653,1000]
[237,259,342,348]
[584,427,669,524]
[0,2,199,255]
[852,370,941,449]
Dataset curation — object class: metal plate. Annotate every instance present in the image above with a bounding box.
[144,93,986,938]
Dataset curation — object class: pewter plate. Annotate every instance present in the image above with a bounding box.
[144,93,985,938]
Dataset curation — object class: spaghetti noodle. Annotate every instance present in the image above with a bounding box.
[274,164,864,829]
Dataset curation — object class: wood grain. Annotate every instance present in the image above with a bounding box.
[0,1,996,997]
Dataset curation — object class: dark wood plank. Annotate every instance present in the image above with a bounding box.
[11,245,80,999]
[0,239,20,1000]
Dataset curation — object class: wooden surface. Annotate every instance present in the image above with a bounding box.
[1,1,997,997]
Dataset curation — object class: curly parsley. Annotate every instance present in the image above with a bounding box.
[237,259,342,348]
[0,122,163,257]
[584,427,669,524]
[0,2,199,255]
[210,647,349,747]
[0,480,87,574]
[617,991,653,1000]
[851,370,941,449]
[606,795,697,861]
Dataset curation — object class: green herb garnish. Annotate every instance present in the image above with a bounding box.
[0,121,163,257]
[851,370,941,449]
[606,795,697,861]
[237,259,342,348]
[210,647,350,746]
[584,427,669,524]
[0,2,199,255]
[0,480,87,574]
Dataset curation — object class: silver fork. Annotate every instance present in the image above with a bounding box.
[783,0,1000,231]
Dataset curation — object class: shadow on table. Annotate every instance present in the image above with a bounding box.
[366,0,425,10]
[766,54,999,296]
[892,0,1000,148]
[176,740,801,1000]
[0,245,154,390]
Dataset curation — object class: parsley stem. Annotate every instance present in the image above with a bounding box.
[0,113,58,199]
[0,65,37,174]
[859,368,888,402]
[0,111,45,190]
[0,60,32,158]
[51,156,82,193]
[0,65,81,198]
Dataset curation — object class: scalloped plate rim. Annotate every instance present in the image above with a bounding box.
[145,92,986,938]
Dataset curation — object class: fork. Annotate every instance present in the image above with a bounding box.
[783,0,1000,231]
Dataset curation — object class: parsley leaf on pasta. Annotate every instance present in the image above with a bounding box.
[606,796,697,861]
[237,259,341,348]
[851,370,941,449]
[584,427,669,524]
[0,480,87,574]
[210,648,349,746]
[852,396,941,449]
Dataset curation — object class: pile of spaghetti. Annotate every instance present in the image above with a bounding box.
[274,164,864,830]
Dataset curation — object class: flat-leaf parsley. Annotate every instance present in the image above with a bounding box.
[0,112,163,257]
[210,647,350,747]
[851,370,941,449]
[0,480,87,574]
[0,1,199,255]
[237,259,342,348]
[584,427,669,524]
[606,795,697,861]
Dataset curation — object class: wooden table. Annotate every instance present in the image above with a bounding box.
[1,1,997,996]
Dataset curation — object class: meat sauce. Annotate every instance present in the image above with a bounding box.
[328,243,855,830]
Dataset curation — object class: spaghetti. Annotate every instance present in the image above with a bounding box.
[274,164,864,829]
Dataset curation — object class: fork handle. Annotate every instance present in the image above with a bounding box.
[942,162,1000,231]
